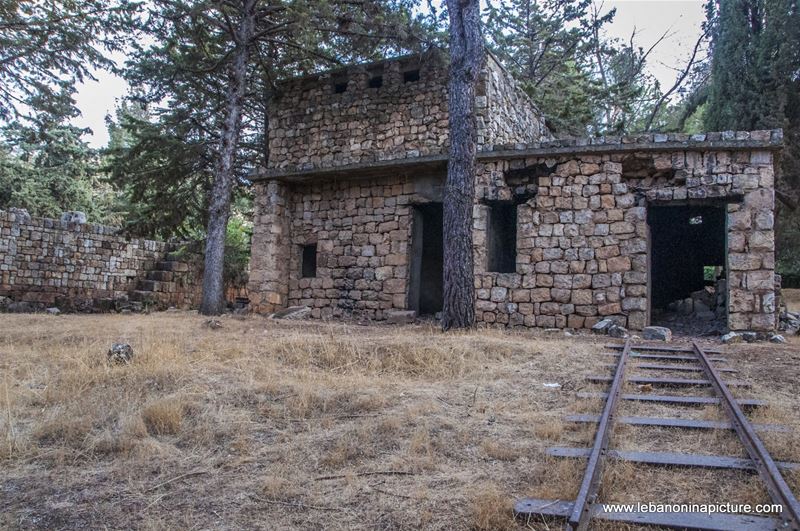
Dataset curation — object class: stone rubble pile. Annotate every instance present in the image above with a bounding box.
[665,283,726,322]
[778,310,800,336]
[656,282,727,336]
[721,330,786,344]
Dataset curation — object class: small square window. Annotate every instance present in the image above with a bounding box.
[333,77,348,93]
[301,244,317,278]
[403,69,420,83]
[368,75,383,88]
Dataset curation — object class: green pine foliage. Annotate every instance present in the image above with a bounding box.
[0,0,140,122]
[703,0,800,279]
[0,121,100,220]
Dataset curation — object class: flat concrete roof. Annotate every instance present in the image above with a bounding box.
[252,129,783,184]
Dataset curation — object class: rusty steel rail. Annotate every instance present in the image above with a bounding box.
[516,340,799,530]
[692,340,800,529]
[566,338,632,530]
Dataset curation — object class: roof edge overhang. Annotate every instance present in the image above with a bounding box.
[252,129,784,184]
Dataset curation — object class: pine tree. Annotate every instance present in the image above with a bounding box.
[0,0,139,123]
[110,0,430,314]
[704,0,800,278]
[441,0,482,330]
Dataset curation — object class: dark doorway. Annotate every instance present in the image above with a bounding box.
[409,203,443,315]
[649,204,727,330]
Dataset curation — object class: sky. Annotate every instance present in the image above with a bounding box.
[71,0,707,148]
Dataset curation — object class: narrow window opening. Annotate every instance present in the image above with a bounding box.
[333,78,348,93]
[301,243,317,278]
[487,203,517,273]
[403,69,420,83]
[368,75,383,88]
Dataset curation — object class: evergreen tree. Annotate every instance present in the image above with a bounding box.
[485,0,607,135]
[485,0,671,135]
[110,0,430,313]
[442,0,482,330]
[0,120,100,219]
[0,0,140,123]
[704,0,800,278]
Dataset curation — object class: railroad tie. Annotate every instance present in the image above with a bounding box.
[514,341,800,530]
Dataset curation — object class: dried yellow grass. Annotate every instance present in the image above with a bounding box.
[1,312,798,530]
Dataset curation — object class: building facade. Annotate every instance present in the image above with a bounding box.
[248,51,781,332]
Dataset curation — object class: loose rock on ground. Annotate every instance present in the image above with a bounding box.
[107,343,134,364]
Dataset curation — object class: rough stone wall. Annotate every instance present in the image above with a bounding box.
[479,55,550,147]
[248,176,419,319]
[473,131,779,332]
[267,52,549,174]
[268,54,449,173]
[0,210,203,310]
[250,130,779,332]
[248,181,292,313]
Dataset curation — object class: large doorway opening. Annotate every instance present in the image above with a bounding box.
[409,203,443,316]
[649,204,727,334]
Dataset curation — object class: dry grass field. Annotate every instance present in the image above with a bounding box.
[1,312,799,530]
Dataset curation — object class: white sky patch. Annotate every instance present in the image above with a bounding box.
[71,0,706,148]
[600,0,707,90]
[72,68,129,145]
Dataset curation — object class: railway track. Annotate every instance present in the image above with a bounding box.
[515,339,800,530]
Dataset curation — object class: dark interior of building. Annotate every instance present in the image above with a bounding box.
[649,204,727,328]
[487,203,517,273]
[409,203,443,315]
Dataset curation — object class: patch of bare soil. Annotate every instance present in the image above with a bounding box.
[1,314,799,530]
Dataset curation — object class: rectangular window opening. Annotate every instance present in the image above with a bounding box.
[333,79,348,93]
[487,203,517,273]
[301,243,317,278]
[403,69,420,83]
[368,75,383,88]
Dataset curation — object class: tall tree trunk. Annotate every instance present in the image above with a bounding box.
[200,0,257,315]
[442,0,482,330]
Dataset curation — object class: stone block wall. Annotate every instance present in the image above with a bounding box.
[248,181,291,313]
[250,130,779,332]
[267,51,549,174]
[249,176,419,319]
[0,210,205,311]
[473,131,780,331]
[480,55,550,147]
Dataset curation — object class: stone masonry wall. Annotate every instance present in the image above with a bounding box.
[249,176,418,319]
[0,209,203,311]
[250,130,779,332]
[480,55,550,147]
[473,131,779,332]
[267,52,549,174]
[248,181,291,313]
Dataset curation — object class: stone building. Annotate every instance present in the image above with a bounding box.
[248,51,781,332]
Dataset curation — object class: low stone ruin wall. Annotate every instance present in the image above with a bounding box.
[0,209,207,312]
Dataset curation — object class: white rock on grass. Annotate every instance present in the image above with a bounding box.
[271,305,311,320]
[608,324,629,338]
[592,318,614,334]
[107,343,134,364]
[721,332,741,344]
[386,310,416,325]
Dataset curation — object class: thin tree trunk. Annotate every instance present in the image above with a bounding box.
[442,0,482,330]
[200,0,257,315]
